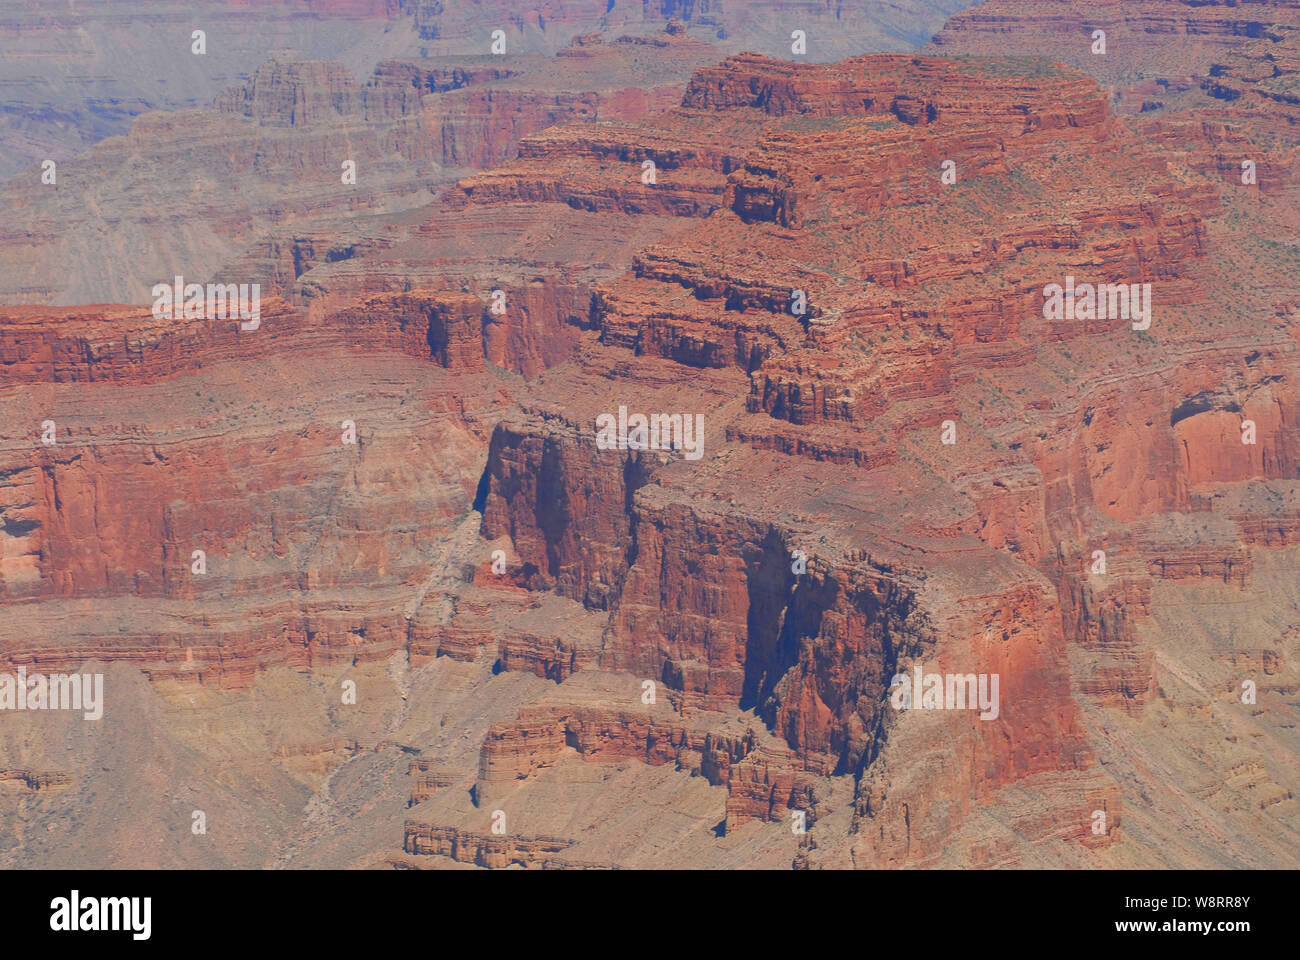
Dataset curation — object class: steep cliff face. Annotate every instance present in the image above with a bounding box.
[3,7,1299,871]
[439,47,1298,866]
[0,292,498,686]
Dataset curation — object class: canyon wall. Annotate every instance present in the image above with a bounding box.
[2,2,1297,870]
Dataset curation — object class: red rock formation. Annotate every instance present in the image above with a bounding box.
[5,8,1300,871]
[324,290,484,368]
[402,823,572,867]
[928,0,1300,87]
[0,290,503,687]
[454,47,1296,866]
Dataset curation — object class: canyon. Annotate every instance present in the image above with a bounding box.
[0,0,1297,869]
[0,0,973,186]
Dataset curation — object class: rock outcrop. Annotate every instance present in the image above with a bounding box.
[2,4,1298,871]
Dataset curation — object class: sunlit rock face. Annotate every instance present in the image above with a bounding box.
[0,1,1297,871]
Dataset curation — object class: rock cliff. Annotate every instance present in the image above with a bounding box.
[1,4,1297,870]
